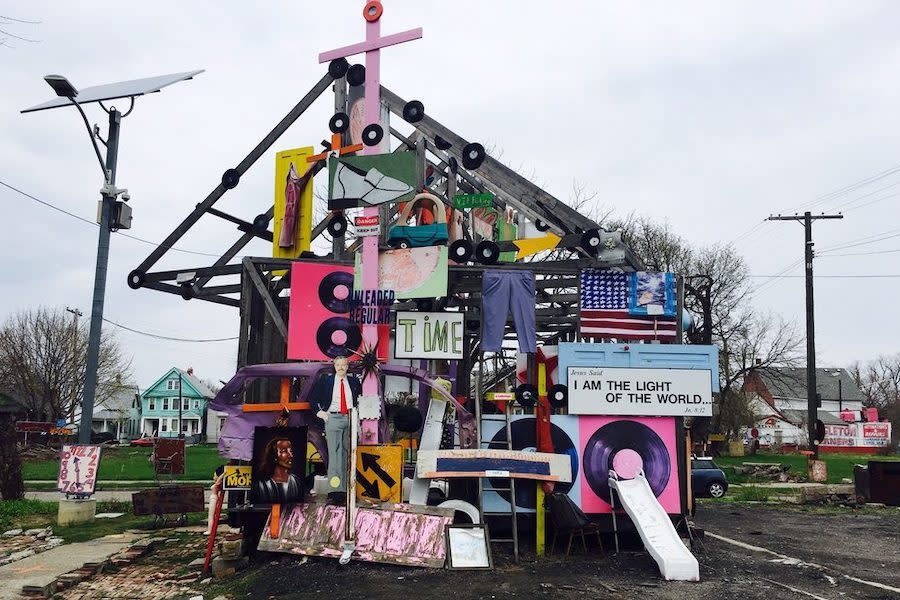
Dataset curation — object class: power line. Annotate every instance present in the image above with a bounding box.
[102,318,237,342]
[819,248,900,258]
[0,179,223,258]
[749,274,900,278]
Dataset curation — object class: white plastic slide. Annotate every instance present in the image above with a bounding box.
[608,472,699,582]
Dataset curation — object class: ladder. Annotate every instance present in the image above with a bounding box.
[474,371,519,562]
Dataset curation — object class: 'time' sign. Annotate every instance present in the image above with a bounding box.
[394,311,464,360]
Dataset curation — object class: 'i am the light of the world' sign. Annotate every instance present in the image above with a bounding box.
[394,311,463,360]
[567,366,712,417]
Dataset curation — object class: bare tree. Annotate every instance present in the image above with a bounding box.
[0,307,133,423]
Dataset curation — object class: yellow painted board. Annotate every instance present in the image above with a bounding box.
[355,444,403,503]
[273,147,315,265]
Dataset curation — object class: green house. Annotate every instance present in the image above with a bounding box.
[139,367,215,439]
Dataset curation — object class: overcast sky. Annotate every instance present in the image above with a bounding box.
[2,1,899,390]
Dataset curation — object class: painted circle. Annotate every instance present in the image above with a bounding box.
[330,476,341,488]
[331,329,348,345]
[333,284,349,300]
[363,0,383,22]
[611,449,643,480]
[487,418,577,510]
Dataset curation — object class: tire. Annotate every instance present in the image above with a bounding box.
[397,239,411,249]
[708,481,726,498]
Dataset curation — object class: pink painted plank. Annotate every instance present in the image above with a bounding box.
[318,28,423,62]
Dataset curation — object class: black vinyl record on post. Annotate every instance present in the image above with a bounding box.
[318,271,354,313]
[328,58,350,79]
[347,64,366,86]
[449,239,473,263]
[434,135,452,151]
[515,384,538,408]
[402,100,425,123]
[580,229,602,255]
[329,112,350,134]
[362,123,383,146]
[326,213,347,237]
[316,317,362,358]
[475,240,500,264]
[462,142,486,170]
[548,384,568,409]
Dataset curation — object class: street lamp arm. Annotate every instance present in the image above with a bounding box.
[68,98,110,183]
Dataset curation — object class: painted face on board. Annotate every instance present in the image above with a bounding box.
[334,356,349,379]
[275,439,293,470]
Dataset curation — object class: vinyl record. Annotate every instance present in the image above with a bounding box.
[487,418,577,510]
[402,100,425,123]
[362,123,383,146]
[316,316,362,358]
[582,420,671,505]
[461,142,486,170]
[328,58,350,79]
[347,64,366,87]
[434,135,452,151]
[329,112,350,134]
[318,271,354,313]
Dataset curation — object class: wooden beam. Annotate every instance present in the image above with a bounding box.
[243,258,288,339]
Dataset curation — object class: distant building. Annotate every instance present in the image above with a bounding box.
[140,367,216,440]
[743,367,890,451]
[92,384,141,441]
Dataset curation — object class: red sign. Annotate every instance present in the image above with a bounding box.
[354,215,380,237]
[15,421,54,433]
[862,423,890,439]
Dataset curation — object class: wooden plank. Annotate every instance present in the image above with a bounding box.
[241,402,311,413]
[243,258,288,339]
[416,449,572,483]
[408,398,448,505]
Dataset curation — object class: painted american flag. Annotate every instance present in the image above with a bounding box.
[579,269,677,341]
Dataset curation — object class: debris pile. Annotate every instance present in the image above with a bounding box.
[799,485,858,506]
[732,462,803,483]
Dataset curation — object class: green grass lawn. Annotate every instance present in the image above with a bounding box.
[0,499,207,542]
[714,452,900,484]
[21,444,224,482]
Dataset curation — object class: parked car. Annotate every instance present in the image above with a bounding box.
[90,431,117,445]
[130,436,155,447]
[691,457,728,498]
[387,193,449,249]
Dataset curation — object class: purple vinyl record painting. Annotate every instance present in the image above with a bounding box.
[582,419,671,505]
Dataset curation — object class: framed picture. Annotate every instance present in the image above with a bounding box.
[249,426,307,505]
[445,524,493,570]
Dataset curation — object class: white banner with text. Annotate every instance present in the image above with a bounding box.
[567,366,712,416]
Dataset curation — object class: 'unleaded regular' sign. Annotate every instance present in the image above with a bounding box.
[567,366,712,417]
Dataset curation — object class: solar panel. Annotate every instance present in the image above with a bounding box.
[21,70,204,113]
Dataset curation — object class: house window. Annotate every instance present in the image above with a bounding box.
[194,400,200,410]
[171,418,177,430]
[149,399,155,411]
[183,399,189,410]
[163,398,169,410]
[166,378,180,390]
[182,421,189,432]
[161,420,167,432]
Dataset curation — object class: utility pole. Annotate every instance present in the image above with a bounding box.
[767,211,843,458]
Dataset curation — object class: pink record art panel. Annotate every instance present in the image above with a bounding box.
[578,416,680,514]
[287,262,359,361]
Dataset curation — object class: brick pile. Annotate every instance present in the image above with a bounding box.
[0,528,64,567]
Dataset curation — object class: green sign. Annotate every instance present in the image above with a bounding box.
[453,193,494,209]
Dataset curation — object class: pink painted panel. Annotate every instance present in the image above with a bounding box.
[578,416,681,514]
[286,261,358,361]
[258,503,451,568]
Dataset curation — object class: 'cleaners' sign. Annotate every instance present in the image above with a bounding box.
[567,366,712,417]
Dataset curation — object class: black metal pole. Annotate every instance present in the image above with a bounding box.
[78,108,120,444]
[804,211,818,459]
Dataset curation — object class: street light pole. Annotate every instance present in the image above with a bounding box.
[77,108,120,444]
[178,371,184,439]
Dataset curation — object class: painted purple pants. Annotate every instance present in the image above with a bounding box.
[481,270,536,353]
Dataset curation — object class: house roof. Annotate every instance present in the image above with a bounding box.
[779,409,846,426]
[142,368,216,399]
[751,367,865,402]
[93,384,139,420]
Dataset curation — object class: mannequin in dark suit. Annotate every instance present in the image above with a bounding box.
[308,356,361,501]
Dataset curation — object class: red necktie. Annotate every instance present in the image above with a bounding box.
[339,379,348,414]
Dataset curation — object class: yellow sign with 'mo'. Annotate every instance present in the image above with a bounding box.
[223,465,252,490]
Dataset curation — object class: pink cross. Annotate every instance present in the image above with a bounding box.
[319,3,422,442]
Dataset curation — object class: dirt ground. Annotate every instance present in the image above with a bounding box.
[207,503,900,600]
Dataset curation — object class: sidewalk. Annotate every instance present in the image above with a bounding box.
[26,489,213,503]
[0,532,146,599]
